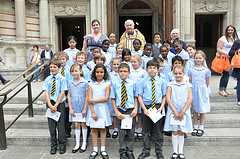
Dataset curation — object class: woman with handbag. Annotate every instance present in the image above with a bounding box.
[29,45,41,82]
[229,40,240,105]
[216,25,238,96]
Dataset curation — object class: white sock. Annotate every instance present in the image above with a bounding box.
[138,128,142,133]
[178,135,184,154]
[93,146,98,152]
[81,129,87,149]
[114,128,118,132]
[74,129,80,150]
[193,125,198,130]
[172,134,178,154]
[135,128,138,132]
[199,125,204,130]
[101,146,106,152]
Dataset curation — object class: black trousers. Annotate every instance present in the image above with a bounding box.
[65,106,72,136]
[117,108,135,155]
[141,104,164,154]
[47,100,66,148]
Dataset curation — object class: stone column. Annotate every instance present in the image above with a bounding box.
[15,0,26,41]
[39,0,50,42]
[234,0,240,32]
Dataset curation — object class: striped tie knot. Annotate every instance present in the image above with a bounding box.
[51,77,56,96]
[151,78,156,108]
[61,67,65,76]
[158,72,161,78]
[121,80,128,109]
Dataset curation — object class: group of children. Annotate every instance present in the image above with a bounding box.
[43,33,211,159]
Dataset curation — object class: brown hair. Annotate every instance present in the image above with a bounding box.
[93,53,106,63]
[76,51,88,63]
[225,25,238,42]
[49,59,61,68]
[33,45,39,50]
[92,19,100,26]
[70,64,84,77]
[110,57,121,71]
[58,52,69,60]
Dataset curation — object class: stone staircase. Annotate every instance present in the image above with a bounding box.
[2,76,240,147]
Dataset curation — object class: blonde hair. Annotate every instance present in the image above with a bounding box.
[58,52,69,60]
[93,53,106,64]
[173,65,185,74]
[52,52,60,60]
[110,57,121,71]
[194,50,208,68]
[131,54,142,65]
[70,64,84,77]
[76,51,87,64]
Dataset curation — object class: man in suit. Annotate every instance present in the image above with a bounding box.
[41,44,53,79]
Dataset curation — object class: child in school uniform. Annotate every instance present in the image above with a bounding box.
[68,64,88,153]
[63,36,80,67]
[101,39,113,73]
[132,39,143,56]
[115,43,124,60]
[153,57,167,81]
[87,48,101,70]
[172,38,189,67]
[42,59,68,155]
[75,51,90,81]
[87,64,112,159]
[109,57,121,138]
[159,45,173,77]
[166,56,189,83]
[138,60,167,159]
[162,39,175,61]
[142,43,154,69]
[185,45,196,75]
[164,65,193,159]
[108,32,117,55]
[129,54,147,140]
[122,48,132,69]
[152,33,162,58]
[188,50,211,137]
[110,63,138,159]
[58,52,72,138]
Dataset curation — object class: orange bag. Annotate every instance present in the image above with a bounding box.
[231,51,240,68]
[224,56,231,72]
[211,53,225,74]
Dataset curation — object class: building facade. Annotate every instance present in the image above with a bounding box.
[0,0,240,77]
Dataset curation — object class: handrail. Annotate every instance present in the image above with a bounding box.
[0,58,51,150]
[0,58,51,96]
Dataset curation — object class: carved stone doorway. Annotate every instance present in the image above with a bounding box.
[58,17,86,51]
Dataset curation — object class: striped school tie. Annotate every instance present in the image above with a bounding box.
[151,78,156,109]
[158,72,161,78]
[61,67,65,76]
[121,81,128,109]
[51,77,56,96]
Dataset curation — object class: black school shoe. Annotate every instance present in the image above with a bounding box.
[196,129,204,137]
[59,146,66,154]
[101,151,109,159]
[89,151,98,159]
[184,133,188,138]
[112,131,118,138]
[50,146,57,155]
[178,153,185,159]
[171,153,178,159]
[191,129,198,136]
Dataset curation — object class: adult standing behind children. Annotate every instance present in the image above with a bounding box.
[29,45,41,82]
[217,25,238,97]
[82,19,108,61]
[170,29,187,55]
[120,19,146,51]
[0,56,10,84]
[41,44,53,79]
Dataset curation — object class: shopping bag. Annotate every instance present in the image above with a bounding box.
[231,51,240,68]
[211,53,224,74]
[224,56,231,72]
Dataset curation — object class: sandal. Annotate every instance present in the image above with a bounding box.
[196,129,204,137]
[178,153,185,159]
[218,90,228,97]
[225,91,233,95]
[191,129,198,136]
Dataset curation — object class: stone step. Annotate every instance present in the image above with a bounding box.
[3,104,46,115]
[4,113,240,129]
[209,102,240,114]
[5,128,240,146]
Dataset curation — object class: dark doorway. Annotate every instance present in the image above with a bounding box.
[58,17,86,51]
[195,14,223,70]
[119,16,152,43]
